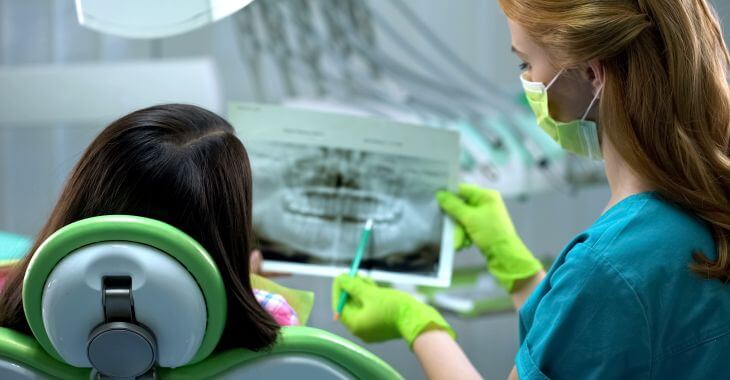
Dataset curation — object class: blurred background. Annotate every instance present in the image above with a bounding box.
[1,0,728,378]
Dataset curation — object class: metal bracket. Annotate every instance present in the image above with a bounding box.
[93,276,156,380]
[102,276,135,323]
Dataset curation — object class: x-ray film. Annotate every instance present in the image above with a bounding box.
[229,103,459,287]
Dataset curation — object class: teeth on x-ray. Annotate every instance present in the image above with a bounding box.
[285,150,404,193]
[252,142,447,269]
[283,187,402,223]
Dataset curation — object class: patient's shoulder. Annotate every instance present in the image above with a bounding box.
[254,288,300,326]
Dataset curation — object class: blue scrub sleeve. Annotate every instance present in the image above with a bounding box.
[516,244,651,380]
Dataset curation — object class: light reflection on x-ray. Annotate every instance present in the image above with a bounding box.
[250,143,448,275]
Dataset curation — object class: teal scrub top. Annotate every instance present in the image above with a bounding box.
[516,192,730,379]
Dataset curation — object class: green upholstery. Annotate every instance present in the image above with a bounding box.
[0,327,403,379]
[0,327,89,379]
[159,326,402,379]
[23,215,226,365]
[1,215,403,379]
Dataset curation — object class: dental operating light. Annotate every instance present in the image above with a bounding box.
[75,0,255,39]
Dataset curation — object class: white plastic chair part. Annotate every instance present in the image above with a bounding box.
[41,242,207,367]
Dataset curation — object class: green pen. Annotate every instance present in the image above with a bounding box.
[334,218,374,320]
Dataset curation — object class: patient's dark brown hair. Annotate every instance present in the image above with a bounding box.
[0,104,279,351]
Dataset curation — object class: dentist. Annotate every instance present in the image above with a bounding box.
[333,0,730,379]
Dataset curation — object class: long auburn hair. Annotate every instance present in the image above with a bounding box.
[499,0,730,281]
[0,104,279,350]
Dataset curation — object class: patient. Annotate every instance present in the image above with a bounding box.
[0,104,299,351]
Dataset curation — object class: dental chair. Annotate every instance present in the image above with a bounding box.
[0,215,403,379]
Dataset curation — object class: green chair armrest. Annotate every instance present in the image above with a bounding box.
[0,327,89,379]
[158,326,404,380]
[0,323,403,379]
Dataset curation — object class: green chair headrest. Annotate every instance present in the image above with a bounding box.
[22,215,227,365]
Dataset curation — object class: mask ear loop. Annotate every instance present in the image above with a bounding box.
[544,69,565,91]
[581,84,604,121]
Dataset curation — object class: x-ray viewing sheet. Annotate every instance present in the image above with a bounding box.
[229,102,459,286]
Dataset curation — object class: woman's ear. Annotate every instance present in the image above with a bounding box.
[586,61,606,96]
[250,249,263,275]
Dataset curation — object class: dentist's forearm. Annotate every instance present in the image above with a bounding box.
[412,330,483,380]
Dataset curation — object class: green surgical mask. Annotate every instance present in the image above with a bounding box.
[520,70,603,160]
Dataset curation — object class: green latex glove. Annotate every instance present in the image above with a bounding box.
[453,224,473,250]
[436,184,543,292]
[332,275,455,346]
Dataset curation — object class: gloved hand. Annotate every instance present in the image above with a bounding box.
[436,184,542,292]
[332,275,455,346]
[453,222,473,250]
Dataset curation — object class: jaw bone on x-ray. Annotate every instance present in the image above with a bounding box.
[230,103,459,286]
[253,145,442,265]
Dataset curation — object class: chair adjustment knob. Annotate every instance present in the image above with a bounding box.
[87,322,157,378]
